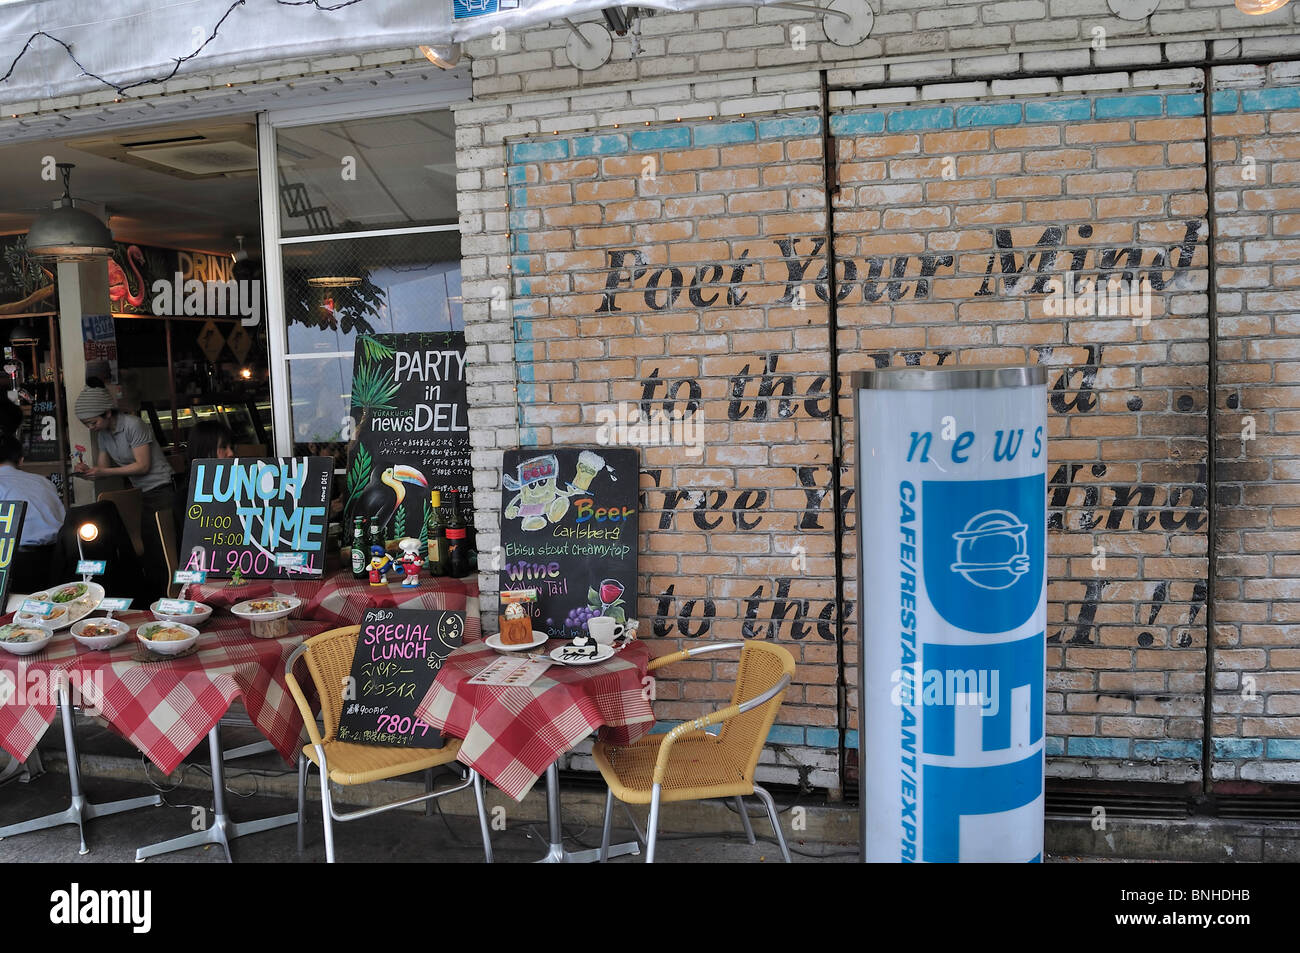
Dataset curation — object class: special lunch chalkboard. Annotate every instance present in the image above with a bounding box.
[0,500,27,607]
[180,456,333,579]
[336,607,464,748]
[344,332,471,544]
[498,447,638,641]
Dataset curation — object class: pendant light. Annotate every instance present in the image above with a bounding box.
[26,163,115,261]
[1235,0,1290,12]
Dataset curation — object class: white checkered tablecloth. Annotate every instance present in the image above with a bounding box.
[0,612,329,774]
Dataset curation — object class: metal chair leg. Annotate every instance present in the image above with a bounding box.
[472,770,494,864]
[646,784,661,864]
[734,796,756,844]
[296,753,308,854]
[753,784,791,863]
[599,788,614,862]
[424,768,435,817]
[319,768,336,863]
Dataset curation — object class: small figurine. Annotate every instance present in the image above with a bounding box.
[367,545,397,586]
[397,537,422,588]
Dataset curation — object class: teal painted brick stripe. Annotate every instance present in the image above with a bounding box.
[510,186,528,208]
[630,125,690,151]
[648,721,841,748]
[1095,94,1162,118]
[957,102,1023,127]
[513,341,535,364]
[1046,736,1065,756]
[510,139,569,162]
[572,133,627,156]
[766,724,806,746]
[1242,87,1300,112]
[1213,89,1239,114]
[511,230,528,253]
[887,106,953,132]
[758,116,821,139]
[1214,738,1264,760]
[829,112,885,136]
[511,256,531,276]
[506,165,529,185]
[693,121,756,146]
[520,427,540,446]
[1135,739,1203,760]
[805,727,838,748]
[845,729,858,749]
[1067,737,1131,758]
[1024,98,1090,123]
[1166,93,1204,117]
[1267,739,1300,760]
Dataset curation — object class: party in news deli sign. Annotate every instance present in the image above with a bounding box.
[336,608,464,748]
[345,332,470,543]
[858,372,1047,864]
[180,457,333,579]
[0,501,25,607]
[498,447,638,641]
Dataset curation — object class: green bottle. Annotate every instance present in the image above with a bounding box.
[427,490,449,577]
[351,517,367,579]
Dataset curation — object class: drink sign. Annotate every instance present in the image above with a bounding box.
[336,607,464,748]
[498,447,639,641]
[0,501,25,609]
[77,560,107,576]
[180,456,333,579]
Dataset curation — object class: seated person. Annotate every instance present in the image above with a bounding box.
[173,419,234,540]
[0,434,66,595]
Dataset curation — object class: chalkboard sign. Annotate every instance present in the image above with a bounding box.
[0,500,26,607]
[498,447,638,641]
[337,607,464,748]
[344,332,470,547]
[180,456,333,579]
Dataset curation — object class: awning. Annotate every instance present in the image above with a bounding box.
[0,0,797,107]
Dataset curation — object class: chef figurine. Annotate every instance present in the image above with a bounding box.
[397,537,422,588]
[367,545,397,587]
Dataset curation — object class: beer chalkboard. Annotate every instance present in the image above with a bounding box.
[344,332,471,547]
[180,456,333,579]
[498,447,638,641]
[0,500,26,607]
[337,607,464,748]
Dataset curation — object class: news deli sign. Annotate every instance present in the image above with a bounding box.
[856,366,1047,864]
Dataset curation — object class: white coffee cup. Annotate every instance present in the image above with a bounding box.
[586,615,625,645]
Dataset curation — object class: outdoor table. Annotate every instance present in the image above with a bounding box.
[416,636,654,863]
[0,610,330,860]
[189,569,480,633]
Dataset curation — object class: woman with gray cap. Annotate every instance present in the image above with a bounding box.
[72,384,175,594]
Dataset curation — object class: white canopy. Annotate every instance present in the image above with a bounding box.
[0,0,782,106]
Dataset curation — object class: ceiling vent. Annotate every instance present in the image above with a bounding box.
[66,122,257,180]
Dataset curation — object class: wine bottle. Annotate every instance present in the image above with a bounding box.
[446,490,468,578]
[427,490,448,577]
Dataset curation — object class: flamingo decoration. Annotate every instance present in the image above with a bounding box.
[108,245,146,309]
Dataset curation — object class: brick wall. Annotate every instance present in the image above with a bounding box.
[455,4,1300,794]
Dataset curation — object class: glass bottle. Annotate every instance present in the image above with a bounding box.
[446,490,468,578]
[427,490,448,577]
[351,516,367,579]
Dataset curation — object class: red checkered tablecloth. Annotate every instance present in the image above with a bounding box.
[415,639,654,801]
[188,570,480,634]
[0,612,329,775]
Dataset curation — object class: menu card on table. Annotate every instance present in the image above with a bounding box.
[468,655,553,687]
[336,607,463,748]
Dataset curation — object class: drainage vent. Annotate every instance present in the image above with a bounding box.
[1212,796,1300,821]
[1047,791,1191,819]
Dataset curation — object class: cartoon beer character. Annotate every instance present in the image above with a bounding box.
[503,453,570,531]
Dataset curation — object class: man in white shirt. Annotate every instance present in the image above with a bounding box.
[0,433,66,593]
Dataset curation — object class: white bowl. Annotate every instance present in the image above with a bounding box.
[136,621,200,656]
[150,600,214,627]
[230,596,299,622]
[71,617,131,651]
[0,623,54,656]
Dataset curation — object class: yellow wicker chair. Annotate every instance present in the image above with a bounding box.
[284,625,493,863]
[592,640,796,863]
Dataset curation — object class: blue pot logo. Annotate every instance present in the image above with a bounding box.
[950,510,1031,591]
[923,476,1044,634]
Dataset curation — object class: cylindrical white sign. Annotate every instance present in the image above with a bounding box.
[855,366,1047,863]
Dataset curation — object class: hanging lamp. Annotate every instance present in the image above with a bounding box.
[26,163,115,261]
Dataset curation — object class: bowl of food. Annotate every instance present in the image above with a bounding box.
[70,617,131,651]
[136,621,200,656]
[0,623,54,656]
[14,581,105,631]
[230,596,299,622]
[149,600,214,627]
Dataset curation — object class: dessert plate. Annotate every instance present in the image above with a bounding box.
[485,630,548,653]
[550,643,615,666]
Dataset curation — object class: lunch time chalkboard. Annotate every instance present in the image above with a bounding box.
[337,607,464,748]
[180,456,333,579]
[0,500,26,607]
[344,332,471,546]
[498,447,638,641]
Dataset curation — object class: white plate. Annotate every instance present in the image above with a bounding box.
[550,643,615,666]
[70,617,131,651]
[230,595,300,622]
[14,581,105,631]
[485,629,549,653]
[135,621,200,656]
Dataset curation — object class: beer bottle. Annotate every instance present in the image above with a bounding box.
[367,516,383,563]
[446,490,468,578]
[351,516,367,579]
[427,490,448,577]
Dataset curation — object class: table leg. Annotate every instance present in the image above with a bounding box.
[534,762,639,863]
[135,723,297,863]
[0,688,162,855]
